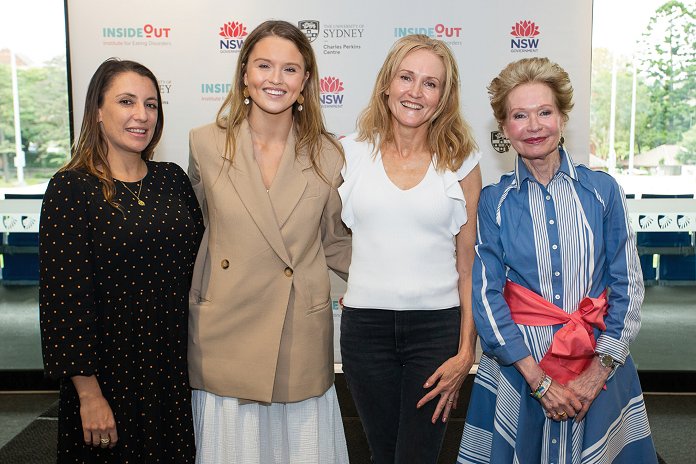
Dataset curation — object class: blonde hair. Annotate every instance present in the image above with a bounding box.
[216,20,341,180]
[357,34,477,172]
[488,57,574,130]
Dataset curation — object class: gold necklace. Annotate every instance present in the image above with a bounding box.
[118,179,145,206]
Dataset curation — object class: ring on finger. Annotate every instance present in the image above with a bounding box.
[558,411,567,417]
[100,437,111,445]
[447,399,454,404]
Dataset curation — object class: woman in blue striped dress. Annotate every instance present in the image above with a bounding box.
[457,57,657,463]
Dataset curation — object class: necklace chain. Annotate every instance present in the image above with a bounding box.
[118,179,145,206]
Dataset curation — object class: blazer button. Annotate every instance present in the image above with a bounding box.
[221,259,230,269]
[284,267,293,277]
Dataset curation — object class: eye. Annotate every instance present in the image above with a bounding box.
[513,113,526,120]
[284,66,298,73]
[146,102,158,110]
[424,81,437,89]
[399,74,412,82]
[258,63,270,69]
[119,99,133,106]
[540,109,552,117]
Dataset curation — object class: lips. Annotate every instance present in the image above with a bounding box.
[126,128,147,135]
[401,101,423,110]
[264,88,286,97]
[524,137,547,144]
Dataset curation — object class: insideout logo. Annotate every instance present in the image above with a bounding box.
[394,23,462,39]
[320,76,345,107]
[219,21,248,52]
[510,20,540,51]
[102,24,172,39]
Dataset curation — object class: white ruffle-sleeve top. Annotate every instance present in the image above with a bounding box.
[338,134,481,311]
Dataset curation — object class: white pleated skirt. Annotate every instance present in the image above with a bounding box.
[192,386,349,464]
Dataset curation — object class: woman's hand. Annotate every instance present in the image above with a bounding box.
[416,350,474,423]
[79,393,118,448]
[71,375,118,448]
[566,357,612,422]
[539,380,583,422]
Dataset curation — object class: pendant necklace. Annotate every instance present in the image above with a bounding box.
[118,179,145,206]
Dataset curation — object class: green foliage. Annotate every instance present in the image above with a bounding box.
[0,55,70,181]
[590,49,652,161]
[591,1,696,166]
[636,1,696,147]
[679,124,696,164]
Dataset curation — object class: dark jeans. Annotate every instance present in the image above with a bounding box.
[340,307,461,464]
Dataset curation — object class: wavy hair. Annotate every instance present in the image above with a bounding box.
[356,34,477,172]
[488,57,574,130]
[61,58,164,209]
[216,20,341,181]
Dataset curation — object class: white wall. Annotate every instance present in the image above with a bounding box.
[67,0,593,187]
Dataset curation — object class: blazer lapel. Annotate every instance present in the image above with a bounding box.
[268,129,309,229]
[226,120,292,266]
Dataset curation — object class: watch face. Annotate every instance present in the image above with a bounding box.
[600,354,614,368]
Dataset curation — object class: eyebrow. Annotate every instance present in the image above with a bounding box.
[397,68,442,82]
[115,92,158,101]
[251,57,303,68]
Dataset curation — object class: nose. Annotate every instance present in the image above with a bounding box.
[407,80,423,98]
[133,103,149,121]
[527,113,542,131]
[269,68,283,85]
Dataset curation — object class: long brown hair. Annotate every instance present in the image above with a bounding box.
[216,20,341,180]
[62,58,164,208]
[357,34,477,172]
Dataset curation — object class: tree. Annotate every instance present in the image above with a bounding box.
[636,0,696,147]
[590,48,652,161]
[0,55,70,182]
[679,123,696,164]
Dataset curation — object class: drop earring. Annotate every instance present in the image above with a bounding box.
[243,87,250,105]
[559,134,565,149]
[296,93,304,112]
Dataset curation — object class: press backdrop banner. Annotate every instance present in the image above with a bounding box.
[66,0,593,361]
[66,0,592,187]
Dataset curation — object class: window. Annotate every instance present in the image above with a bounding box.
[0,1,69,191]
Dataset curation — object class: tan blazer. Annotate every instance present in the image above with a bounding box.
[187,120,351,403]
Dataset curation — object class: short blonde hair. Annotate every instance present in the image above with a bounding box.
[357,34,477,172]
[488,57,574,130]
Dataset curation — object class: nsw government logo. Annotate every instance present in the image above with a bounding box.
[219,21,248,53]
[298,20,320,43]
[320,76,345,108]
[510,20,540,52]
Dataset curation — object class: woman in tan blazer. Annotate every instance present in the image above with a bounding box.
[187,20,351,463]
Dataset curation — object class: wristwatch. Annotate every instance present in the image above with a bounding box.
[597,353,618,370]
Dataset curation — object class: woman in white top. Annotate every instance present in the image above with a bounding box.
[339,34,482,463]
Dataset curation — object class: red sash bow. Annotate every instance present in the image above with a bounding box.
[504,280,608,385]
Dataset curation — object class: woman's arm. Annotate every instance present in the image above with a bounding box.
[39,171,117,446]
[416,165,481,423]
[321,148,352,280]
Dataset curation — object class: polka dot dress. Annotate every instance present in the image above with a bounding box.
[39,161,204,463]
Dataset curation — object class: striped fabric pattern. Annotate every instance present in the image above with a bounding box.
[459,150,657,463]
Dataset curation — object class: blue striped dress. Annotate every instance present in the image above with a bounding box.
[458,150,657,463]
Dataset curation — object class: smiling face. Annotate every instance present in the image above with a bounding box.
[98,71,158,159]
[503,82,564,163]
[243,36,309,119]
[386,48,445,133]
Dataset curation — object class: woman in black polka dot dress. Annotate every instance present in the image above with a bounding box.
[39,58,203,463]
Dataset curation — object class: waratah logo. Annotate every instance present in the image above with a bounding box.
[220,21,247,38]
[510,20,539,37]
[510,20,540,51]
[219,21,247,52]
[320,77,344,94]
[320,76,345,107]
